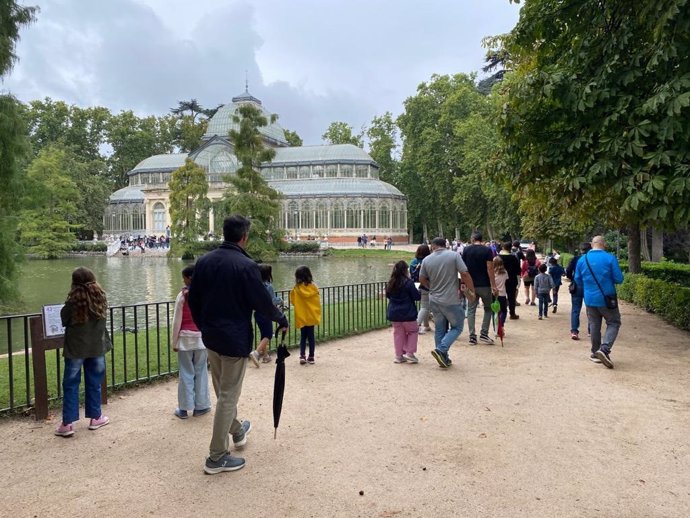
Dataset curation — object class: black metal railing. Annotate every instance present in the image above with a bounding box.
[0,282,388,415]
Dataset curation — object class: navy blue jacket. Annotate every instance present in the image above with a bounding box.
[188,242,288,357]
[386,279,421,322]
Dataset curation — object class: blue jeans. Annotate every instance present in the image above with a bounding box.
[467,286,493,337]
[300,326,315,358]
[177,349,211,411]
[429,301,465,355]
[586,305,621,355]
[62,356,106,425]
[571,293,584,333]
[538,293,549,317]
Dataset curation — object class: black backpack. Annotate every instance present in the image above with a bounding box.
[410,263,420,283]
[526,261,539,279]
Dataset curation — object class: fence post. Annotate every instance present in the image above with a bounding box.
[29,316,107,421]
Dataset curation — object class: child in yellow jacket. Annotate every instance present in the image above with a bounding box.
[289,266,321,364]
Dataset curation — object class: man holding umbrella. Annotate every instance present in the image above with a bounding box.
[189,215,289,474]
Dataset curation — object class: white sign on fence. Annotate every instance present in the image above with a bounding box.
[42,304,65,338]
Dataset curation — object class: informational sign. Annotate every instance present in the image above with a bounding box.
[42,304,65,338]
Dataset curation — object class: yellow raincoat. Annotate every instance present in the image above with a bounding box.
[289,283,322,328]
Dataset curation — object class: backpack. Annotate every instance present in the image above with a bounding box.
[526,261,539,279]
[410,262,420,283]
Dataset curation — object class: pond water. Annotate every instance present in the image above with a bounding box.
[12,254,413,315]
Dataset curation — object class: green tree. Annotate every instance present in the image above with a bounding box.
[498,0,690,272]
[284,128,303,147]
[365,112,398,184]
[18,146,80,258]
[223,104,282,259]
[0,1,36,307]
[321,121,363,147]
[170,99,215,152]
[0,1,37,75]
[169,158,209,256]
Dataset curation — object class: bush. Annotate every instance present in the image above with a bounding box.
[71,241,108,252]
[619,260,690,286]
[618,274,690,330]
[283,242,321,253]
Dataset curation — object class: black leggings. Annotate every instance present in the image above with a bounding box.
[299,326,315,358]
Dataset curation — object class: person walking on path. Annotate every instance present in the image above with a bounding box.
[55,267,112,437]
[419,237,476,368]
[499,242,521,320]
[566,242,592,340]
[386,260,421,363]
[409,244,432,334]
[548,257,565,314]
[171,265,210,419]
[188,215,289,475]
[463,232,498,345]
[290,266,322,365]
[492,256,509,330]
[521,249,541,306]
[534,263,554,320]
[574,235,624,368]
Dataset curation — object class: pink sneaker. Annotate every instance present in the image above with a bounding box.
[88,415,110,430]
[55,423,74,437]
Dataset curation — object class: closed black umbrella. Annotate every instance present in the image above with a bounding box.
[272,329,290,439]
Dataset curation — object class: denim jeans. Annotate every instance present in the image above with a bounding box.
[467,286,492,337]
[538,293,549,317]
[62,356,106,425]
[300,326,315,358]
[177,349,211,411]
[429,301,465,355]
[571,293,584,333]
[586,305,621,355]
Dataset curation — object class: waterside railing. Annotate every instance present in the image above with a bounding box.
[0,282,387,415]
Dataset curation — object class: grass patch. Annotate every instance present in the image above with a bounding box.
[325,248,414,260]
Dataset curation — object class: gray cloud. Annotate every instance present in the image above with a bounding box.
[2,0,519,145]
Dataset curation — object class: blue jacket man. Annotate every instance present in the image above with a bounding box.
[188,215,288,475]
[574,235,624,369]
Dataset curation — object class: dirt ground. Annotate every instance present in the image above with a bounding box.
[1,296,689,518]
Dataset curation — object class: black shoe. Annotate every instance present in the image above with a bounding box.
[594,349,614,369]
[468,334,477,346]
[431,349,449,368]
[552,305,557,314]
[509,314,520,320]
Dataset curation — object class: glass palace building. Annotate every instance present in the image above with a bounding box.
[104,90,408,243]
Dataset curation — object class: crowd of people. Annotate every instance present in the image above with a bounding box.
[356,234,394,249]
[54,217,623,476]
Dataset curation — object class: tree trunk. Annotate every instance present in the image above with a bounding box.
[437,219,444,239]
[422,223,428,244]
[628,223,642,273]
[651,227,664,262]
[640,226,651,261]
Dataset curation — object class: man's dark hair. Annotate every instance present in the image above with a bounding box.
[580,242,592,252]
[223,215,251,243]
[431,237,446,248]
[471,231,483,242]
[502,241,512,251]
[182,265,195,278]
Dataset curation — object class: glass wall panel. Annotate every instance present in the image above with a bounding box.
[340,164,353,178]
[313,165,324,178]
[363,200,375,229]
[331,202,344,229]
[325,165,337,178]
[153,202,166,231]
[299,166,310,178]
[301,200,314,229]
[287,166,298,179]
[287,201,299,229]
[356,165,368,178]
[379,203,391,229]
[315,202,327,229]
[346,200,359,229]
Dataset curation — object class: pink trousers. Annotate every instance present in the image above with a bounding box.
[392,321,419,356]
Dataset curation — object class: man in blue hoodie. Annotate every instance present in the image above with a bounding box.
[574,235,624,368]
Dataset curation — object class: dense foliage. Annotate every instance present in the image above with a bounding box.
[168,158,209,257]
[618,274,690,330]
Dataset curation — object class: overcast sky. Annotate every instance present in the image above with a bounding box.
[2,0,521,145]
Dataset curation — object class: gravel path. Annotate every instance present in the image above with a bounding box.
[1,297,688,517]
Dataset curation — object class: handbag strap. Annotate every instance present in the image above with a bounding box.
[584,254,607,297]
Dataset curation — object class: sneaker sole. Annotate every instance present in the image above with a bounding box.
[55,430,74,437]
[479,337,495,345]
[204,461,245,474]
[594,350,614,369]
[193,408,211,417]
[589,357,602,364]
[232,421,252,448]
[430,349,448,368]
[402,356,418,364]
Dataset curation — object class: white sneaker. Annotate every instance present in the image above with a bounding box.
[402,353,418,363]
[249,350,260,368]
[418,326,426,335]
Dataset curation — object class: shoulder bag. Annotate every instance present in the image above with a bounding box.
[584,254,618,309]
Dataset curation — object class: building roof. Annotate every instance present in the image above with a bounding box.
[109,185,145,203]
[269,144,377,165]
[130,153,188,174]
[269,178,404,198]
[203,90,288,146]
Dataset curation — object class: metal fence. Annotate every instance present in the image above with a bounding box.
[0,282,388,415]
